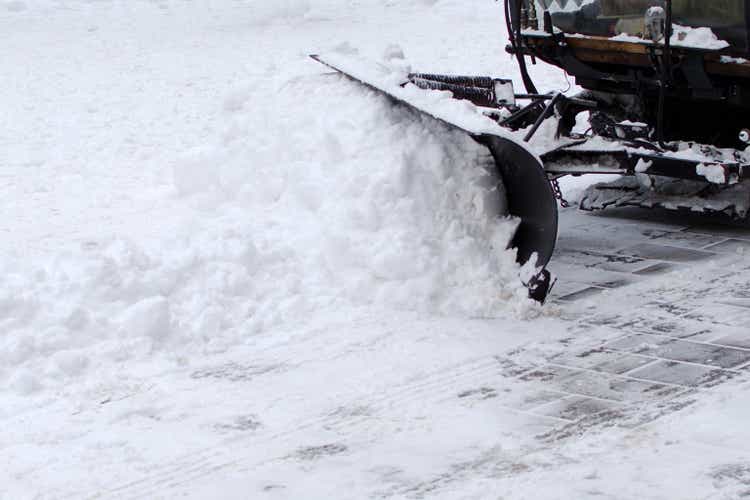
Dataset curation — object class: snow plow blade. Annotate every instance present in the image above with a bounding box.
[476,134,558,267]
[309,54,558,270]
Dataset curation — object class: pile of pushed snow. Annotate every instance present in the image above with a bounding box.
[172,64,532,315]
[1,52,535,396]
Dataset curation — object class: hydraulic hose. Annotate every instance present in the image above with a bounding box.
[657,0,673,147]
[505,0,538,94]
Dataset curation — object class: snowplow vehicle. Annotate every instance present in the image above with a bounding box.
[312,0,750,302]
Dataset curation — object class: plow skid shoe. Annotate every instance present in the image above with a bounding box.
[580,176,750,222]
[310,53,559,270]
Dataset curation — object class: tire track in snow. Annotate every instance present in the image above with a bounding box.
[92,355,514,499]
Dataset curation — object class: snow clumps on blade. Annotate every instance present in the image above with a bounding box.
[381,43,412,83]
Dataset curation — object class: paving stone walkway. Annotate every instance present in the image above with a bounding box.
[481,207,750,439]
[31,206,750,500]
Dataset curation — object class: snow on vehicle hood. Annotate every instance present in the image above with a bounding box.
[610,24,730,50]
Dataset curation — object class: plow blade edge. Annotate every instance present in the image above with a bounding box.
[310,54,558,268]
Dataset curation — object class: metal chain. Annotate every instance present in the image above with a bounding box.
[550,177,570,208]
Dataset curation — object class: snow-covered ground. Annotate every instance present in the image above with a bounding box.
[2,0,540,397]
[2,1,750,499]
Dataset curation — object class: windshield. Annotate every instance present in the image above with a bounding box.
[536,0,747,50]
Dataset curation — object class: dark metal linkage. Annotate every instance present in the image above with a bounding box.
[524,92,563,142]
[549,176,570,208]
[542,147,745,185]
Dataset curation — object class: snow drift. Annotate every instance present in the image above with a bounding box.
[1,49,535,395]
[172,70,531,313]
